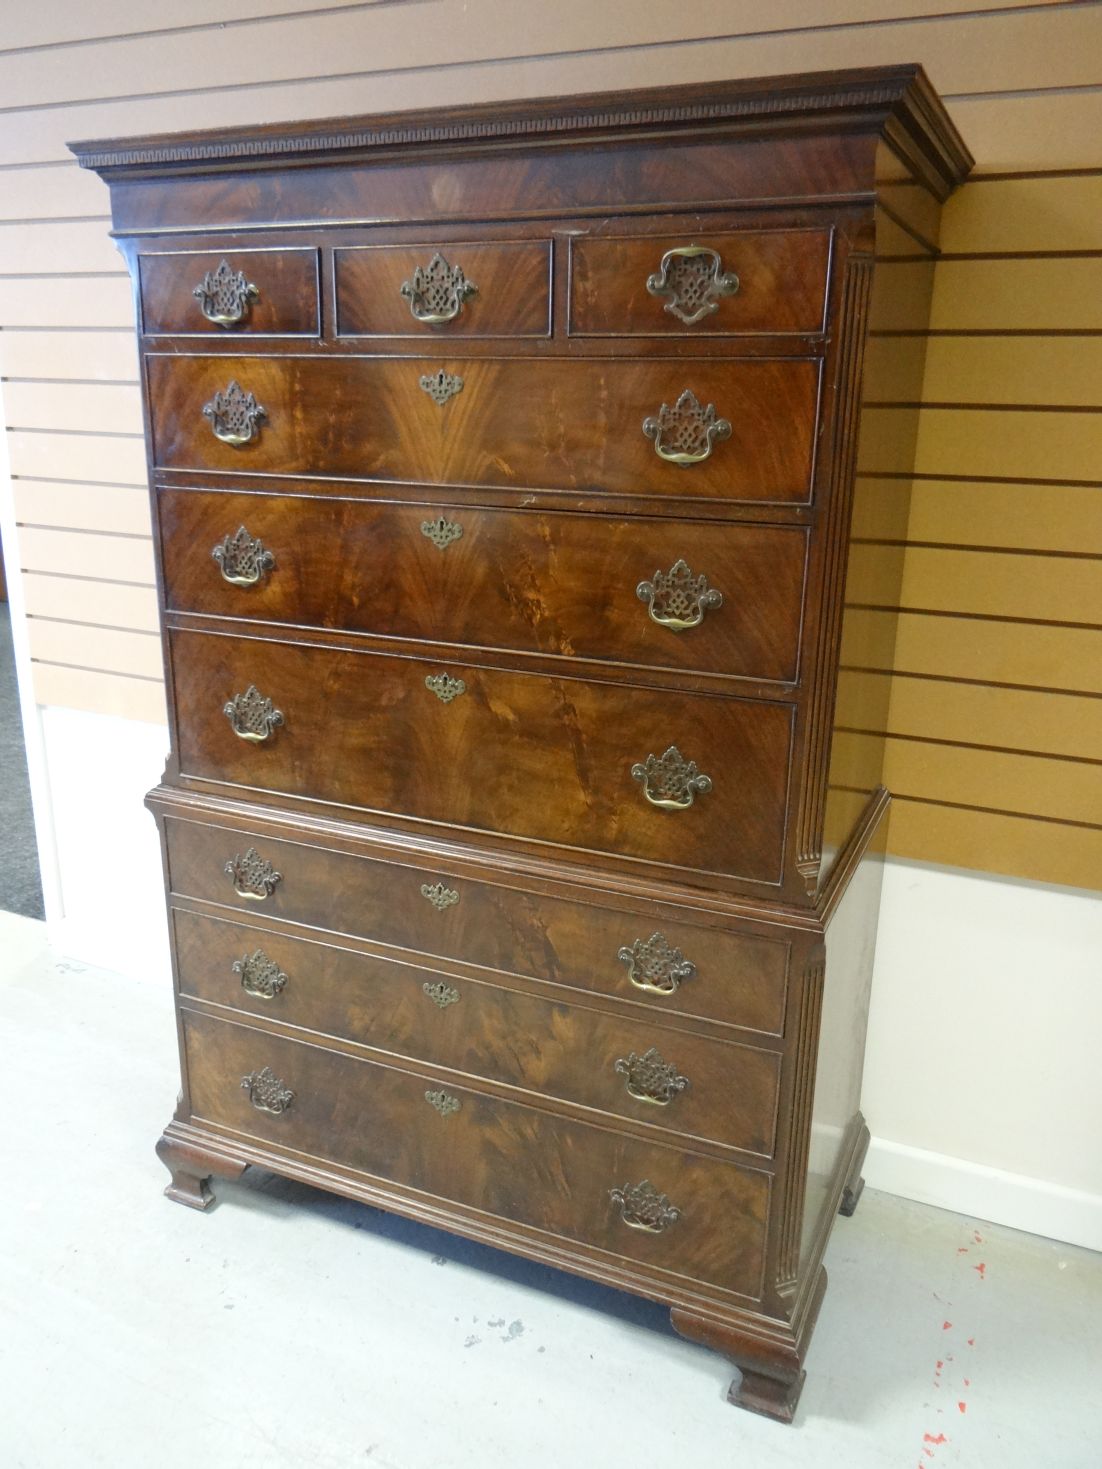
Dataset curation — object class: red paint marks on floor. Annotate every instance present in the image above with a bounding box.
[964,1378,971,1387]
[974,1231,984,1243]
[957,1246,969,1254]
[942,1321,952,1330]
[924,1432,949,1445]
[974,1262,987,1279]
[958,1401,968,1414]
[936,1360,943,1371]
[967,1337,975,1347]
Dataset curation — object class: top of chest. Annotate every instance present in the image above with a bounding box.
[70,65,970,238]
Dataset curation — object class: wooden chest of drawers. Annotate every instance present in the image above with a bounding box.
[72,66,970,1422]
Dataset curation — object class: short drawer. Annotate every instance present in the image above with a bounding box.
[138,249,320,336]
[183,1007,770,1299]
[569,228,831,337]
[163,818,789,1037]
[175,909,782,1157]
[334,240,552,337]
[146,353,820,507]
[171,628,793,886]
[161,489,808,686]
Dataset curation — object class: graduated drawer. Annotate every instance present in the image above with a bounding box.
[183,1007,769,1299]
[334,240,552,337]
[569,228,831,337]
[164,818,790,1038]
[146,354,820,506]
[171,629,793,885]
[175,908,781,1157]
[162,489,808,685]
[138,249,320,336]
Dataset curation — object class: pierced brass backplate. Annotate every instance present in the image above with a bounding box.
[642,388,730,466]
[617,933,696,996]
[212,525,275,586]
[419,368,464,405]
[241,1066,294,1115]
[609,1179,681,1233]
[614,1047,689,1106]
[425,1088,461,1117]
[631,746,712,810]
[420,515,464,550]
[202,380,266,445]
[425,672,466,704]
[232,949,288,1000]
[193,259,260,326]
[223,685,284,742]
[400,252,477,324]
[637,559,723,632]
[421,882,459,911]
[423,980,460,1009]
[645,245,739,325]
[224,848,282,902]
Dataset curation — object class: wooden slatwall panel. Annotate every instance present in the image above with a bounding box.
[1,1,1099,887]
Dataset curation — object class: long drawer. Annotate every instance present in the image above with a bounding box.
[183,1007,770,1299]
[162,488,808,684]
[170,628,793,884]
[163,817,791,1037]
[146,353,820,505]
[175,908,781,1157]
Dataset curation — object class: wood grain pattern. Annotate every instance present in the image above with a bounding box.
[138,247,320,336]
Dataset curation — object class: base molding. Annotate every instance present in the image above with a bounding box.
[865,1136,1102,1252]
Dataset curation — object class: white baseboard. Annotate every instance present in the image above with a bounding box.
[866,1136,1102,1253]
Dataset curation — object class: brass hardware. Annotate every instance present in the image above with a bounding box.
[224,848,282,902]
[609,1180,681,1234]
[241,1066,294,1115]
[637,559,723,632]
[425,1088,460,1117]
[192,259,260,326]
[419,368,464,405]
[212,525,275,586]
[420,515,463,551]
[425,672,466,704]
[421,882,459,911]
[642,388,730,466]
[232,949,288,1000]
[614,1047,689,1106]
[617,933,696,996]
[202,380,266,446]
[645,245,739,325]
[400,252,477,324]
[423,980,460,1009]
[223,685,284,742]
[631,746,712,810]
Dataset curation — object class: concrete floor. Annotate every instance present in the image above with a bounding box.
[2,908,1099,1469]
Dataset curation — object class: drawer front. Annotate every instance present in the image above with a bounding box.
[171,629,793,884]
[164,818,790,1037]
[147,354,820,506]
[570,229,831,337]
[334,241,552,337]
[175,909,781,1157]
[139,249,320,336]
[183,1007,769,1298]
[162,489,808,685]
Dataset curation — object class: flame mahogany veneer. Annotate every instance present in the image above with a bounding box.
[72,66,970,1423]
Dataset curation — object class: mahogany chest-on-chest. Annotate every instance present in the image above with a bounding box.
[72,67,970,1421]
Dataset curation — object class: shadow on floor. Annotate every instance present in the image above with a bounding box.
[0,603,44,919]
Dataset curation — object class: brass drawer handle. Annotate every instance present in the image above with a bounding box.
[241,1066,294,1115]
[421,515,463,550]
[425,672,466,704]
[609,1180,681,1234]
[423,980,460,1009]
[224,848,282,902]
[425,1088,461,1117]
[617,933,696,996]
[233,948,288,1000]
[631,745,712,810]
[202,380,266,445]
[614,1047,689,1106]
[419,368,464,405]
[212,525,275,586]
[193,259,260,326]
[400,252,477,324]
[642,388,730,466]
[646,245,739,325]
[637,559,723,632]
[421,882,459,911]
[224,685,283,742]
